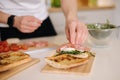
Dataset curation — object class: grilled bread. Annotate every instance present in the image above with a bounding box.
[0,52,31,72]
[45,49,94,69]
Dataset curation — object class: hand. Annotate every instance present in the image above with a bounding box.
[65,19,88,45]
[14,16,42,33]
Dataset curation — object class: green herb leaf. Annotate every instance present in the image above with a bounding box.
[87,19,115,29]
[60,50,84,55]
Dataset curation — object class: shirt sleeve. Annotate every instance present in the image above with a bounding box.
[0,23,9,27]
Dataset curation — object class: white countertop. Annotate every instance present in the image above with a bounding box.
[8,34,120,80]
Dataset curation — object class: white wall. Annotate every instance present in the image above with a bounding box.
[49,12,65,34]
[114,0,120,26]
[77,10,114,24]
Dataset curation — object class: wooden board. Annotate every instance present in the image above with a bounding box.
[41,56,95,75]
[0,58,40,80]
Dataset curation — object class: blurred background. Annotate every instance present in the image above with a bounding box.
[46,0,120,35]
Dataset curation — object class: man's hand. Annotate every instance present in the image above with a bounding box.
[65,19,88,45]
[14,16,42,33]
[61,0,88,45]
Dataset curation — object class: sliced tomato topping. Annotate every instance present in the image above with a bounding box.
[0,41,9,47]
[10,43,20,51]
[3,46,10,52]
[0,45,4,53]
[20,44,28,50]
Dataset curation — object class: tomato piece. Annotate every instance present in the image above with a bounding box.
[0,41,9,53]
[20,44,28,50]
[0,46,4,53]
[0,41,9,47]
[3,46,10,52]
[0,41,3,45]
[18,44,23,49]
[10,43,18,46]
[10,43,20,51]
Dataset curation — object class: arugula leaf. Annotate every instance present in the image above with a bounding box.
[89,52,95,57]
[87,20,115,29]
[54,50,95,57]
[60,50,84,55]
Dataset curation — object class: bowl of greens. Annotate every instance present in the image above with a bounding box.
[87,21,116,47]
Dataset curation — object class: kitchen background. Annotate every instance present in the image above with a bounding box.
[46,0,120,34]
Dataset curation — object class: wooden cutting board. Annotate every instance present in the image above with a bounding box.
[41,56,95,75]
[0,58,40,80]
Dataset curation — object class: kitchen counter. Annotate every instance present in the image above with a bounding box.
[8,34,120,80]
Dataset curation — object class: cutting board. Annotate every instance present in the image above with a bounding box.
[41,56,95,75]
[0,58,40,80]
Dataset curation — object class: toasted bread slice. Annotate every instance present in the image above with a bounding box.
[0,52,32,72]
[45,54,90,69]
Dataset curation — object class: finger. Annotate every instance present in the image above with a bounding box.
[81,29,88,44]
[80,25,88,44]
[27,16,42,24]
[27,21,41,28]
[32,17,42,24]
[75,21,83,44]
[65,26,70,41]
[21,21,40,31]
[20,29,35,33]
[77,27,87,44]
[69,22,77,44]
[76,23,88,44]
[20,25,37,33]
[22,18,41,28]
[79,29,86,44]
[75,25,82,44]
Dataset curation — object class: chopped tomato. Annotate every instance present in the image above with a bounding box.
[10,43,20,51]
[3,46,10,52]
[18,45,22,49]
[0,41,31,53]
[0,41,9,47]
[20,44,28,50]
[0,45,4,53]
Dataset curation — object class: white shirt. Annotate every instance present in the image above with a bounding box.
[0,0,48,27]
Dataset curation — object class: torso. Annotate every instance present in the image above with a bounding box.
[0,0,48,20]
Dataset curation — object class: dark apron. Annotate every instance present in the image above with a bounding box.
[0,17,57,41]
